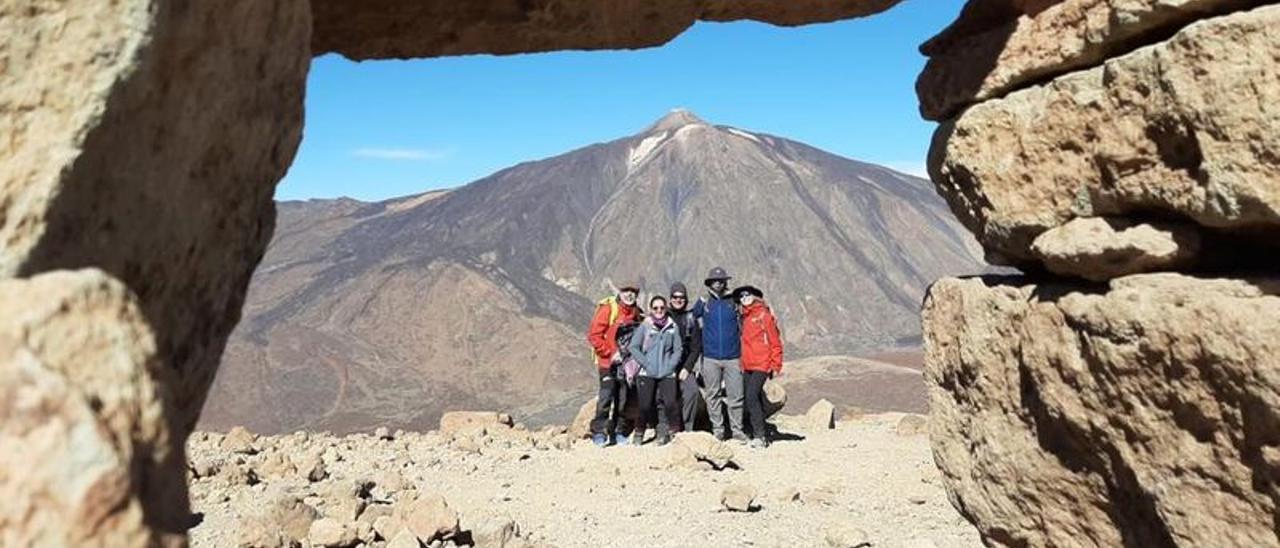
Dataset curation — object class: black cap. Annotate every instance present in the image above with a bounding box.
[669,282,689,297]
[732,285,764,301]
[704,266,732,286]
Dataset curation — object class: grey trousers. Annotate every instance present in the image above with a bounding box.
[699,357,745,438]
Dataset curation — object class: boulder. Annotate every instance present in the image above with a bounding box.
[1030,217,1203,281]
[720,484,758,512]
[308,518,357,548]
[372,469,409,499]
[667,432,737,471]
[222,426,258,455]
[439,411,514,436]
[373,515,409,541]
[763,381,788,418]
[258,451,295,478]
[804,399,836,432]
[386,529,423,548]
[929,6,1280,268]
[467,513,520,548]
[297,453,328,482]
[323,481,368,522]
[401,494,460,543]
[569,397,598,440]
[0,271,178,546]
[895,415,928,437]
[824,523,871,548]
[237,490,319,548]
[917,0,1266,119]
[924,274,1280,546]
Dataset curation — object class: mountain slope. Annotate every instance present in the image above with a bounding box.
[201,110,985,433]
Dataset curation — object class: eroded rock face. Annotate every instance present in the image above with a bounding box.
[1030,217,1202,281]
[928,5,1280,268]
[917,0,1266,120]
[924,274,1280,546]
[1,0,312,438]
[310,0,904,59]
[0,270,178,546]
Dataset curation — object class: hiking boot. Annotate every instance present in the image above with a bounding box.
[748,437,769,449]
[731,434,749,445]
[614,433,630,446]
[656,434,672,446]
[591,434,608,448]
[714,430,730,442]
[632,433,645,446]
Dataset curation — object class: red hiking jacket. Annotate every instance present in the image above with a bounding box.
[586,296,639,368]
[740,300,783,374]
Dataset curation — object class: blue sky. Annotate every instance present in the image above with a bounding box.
[278,0,966,201]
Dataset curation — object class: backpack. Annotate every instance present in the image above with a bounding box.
[588,296,624,359]
[621,323,656,385]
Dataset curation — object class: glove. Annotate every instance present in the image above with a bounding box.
[678,369,689,381]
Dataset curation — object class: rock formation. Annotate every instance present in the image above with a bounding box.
[920,2,1280,546]
[7,0,1277,544]
[927,4,1280,269]
[310,0,904,59]
[3,1,905,543]
[925,274,1280,546]
[0,271,179,546]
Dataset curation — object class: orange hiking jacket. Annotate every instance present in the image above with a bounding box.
[586,296,639,368]
[740,300,783,374]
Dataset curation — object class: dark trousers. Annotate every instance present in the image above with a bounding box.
[590,365,634,436]
[743,370,770,440]
[679,371,702,430]
[636,376,681,435]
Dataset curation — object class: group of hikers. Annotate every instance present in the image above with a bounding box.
[586,266,784,449]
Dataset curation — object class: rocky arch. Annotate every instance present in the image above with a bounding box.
[1,1,903,543]
[4,0,1279,545]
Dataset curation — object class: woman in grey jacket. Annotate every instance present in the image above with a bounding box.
[628,295,684,446]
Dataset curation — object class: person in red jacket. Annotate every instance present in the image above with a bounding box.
[586,281,641,446]
[735,285,783,448]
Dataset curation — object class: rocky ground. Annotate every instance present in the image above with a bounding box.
[187,408,980,548]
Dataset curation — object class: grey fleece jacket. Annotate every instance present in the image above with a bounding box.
[627,316,684,379]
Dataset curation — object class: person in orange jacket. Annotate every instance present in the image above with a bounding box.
[586,281,641,446]
[735,285,783,448]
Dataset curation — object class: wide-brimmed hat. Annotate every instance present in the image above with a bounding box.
[732,285,764,301]
[703,266,732,286]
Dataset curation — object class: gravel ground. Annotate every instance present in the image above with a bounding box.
[188,412,981,547]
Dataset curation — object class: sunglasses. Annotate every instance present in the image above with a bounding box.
[652,305,667,311]
[670,295,687,300]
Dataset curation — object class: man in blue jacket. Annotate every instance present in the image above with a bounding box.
[692,266,747,443]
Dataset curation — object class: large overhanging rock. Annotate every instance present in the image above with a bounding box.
[0,271,179,546]
[917,0,1267,120]
[1,1,311,437]
[311,0,904,59]
[928,5,1280,268]
[924,274,1280,546]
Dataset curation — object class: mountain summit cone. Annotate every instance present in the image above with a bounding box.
[646,108,708,132]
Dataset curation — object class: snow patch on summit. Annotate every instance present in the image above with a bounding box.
[672,124,705,142]
[727,128,761,144]
[628,131,668,169]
